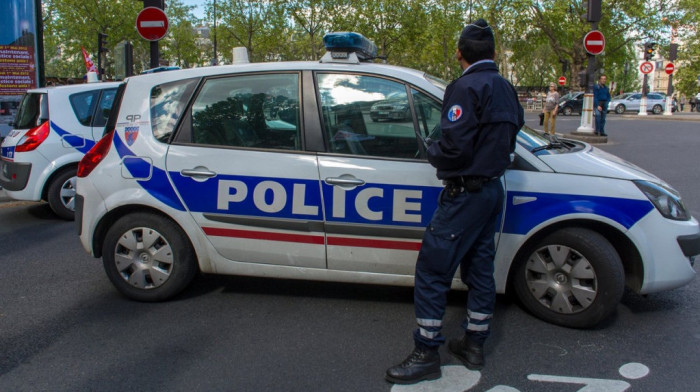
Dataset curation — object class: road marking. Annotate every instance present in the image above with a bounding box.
[618,363,649,380]
[389,362,649,391]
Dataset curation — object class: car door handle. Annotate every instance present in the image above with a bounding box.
[181,168,217,178]
[325,176,365,187]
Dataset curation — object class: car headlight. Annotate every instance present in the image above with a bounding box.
[634,180,690,221]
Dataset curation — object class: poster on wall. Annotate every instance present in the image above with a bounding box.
[1,0,41,137]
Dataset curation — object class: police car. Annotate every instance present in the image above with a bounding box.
[0,82,120,219]
[75,33,698,328]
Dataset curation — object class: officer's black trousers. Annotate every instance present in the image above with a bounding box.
[413,180,503,348]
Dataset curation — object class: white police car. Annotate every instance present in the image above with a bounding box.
[75,33,698,328]
[0,82,120,219]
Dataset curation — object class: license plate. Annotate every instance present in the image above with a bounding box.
[1,145,15,160]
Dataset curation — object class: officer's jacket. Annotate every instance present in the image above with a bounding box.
[427,61,524,180]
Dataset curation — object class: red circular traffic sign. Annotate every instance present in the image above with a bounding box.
[558,76,566,86]
[665,62,675,75]
[640,61,654,74]
[136,7,169,41]
[583,30,605,55]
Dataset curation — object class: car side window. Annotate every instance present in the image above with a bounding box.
[92,88,117,128]
[150,78,199,142]
[188,73,301,150]
[69,90,100,126]
[412,89,441,142]
[317,73,422,159]
[648,94,661,100]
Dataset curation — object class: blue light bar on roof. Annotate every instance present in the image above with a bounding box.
[322,32,377,61]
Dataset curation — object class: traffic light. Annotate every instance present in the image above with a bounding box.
[643,42,655,61]
[98,33,108,55]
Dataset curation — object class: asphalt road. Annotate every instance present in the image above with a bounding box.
[1,113,699,392]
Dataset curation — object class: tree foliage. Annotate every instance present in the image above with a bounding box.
[41,0,698,95]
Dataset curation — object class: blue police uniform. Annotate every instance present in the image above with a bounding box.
[593,82,610,135]
[413,60,524,348]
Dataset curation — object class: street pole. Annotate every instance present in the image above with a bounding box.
[143,0,163,69]
[639,72,648,116]
[576,0,601,135]
[664,41,678,116]
[212,0,218,65]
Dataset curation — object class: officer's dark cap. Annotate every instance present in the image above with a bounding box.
[460,19,494,43]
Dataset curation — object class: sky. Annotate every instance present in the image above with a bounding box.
[181,0,206,20]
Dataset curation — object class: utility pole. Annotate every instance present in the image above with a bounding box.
[576,0,601,135]
[142,0,165,69]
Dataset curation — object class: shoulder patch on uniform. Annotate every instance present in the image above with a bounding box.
[447,105,463,122]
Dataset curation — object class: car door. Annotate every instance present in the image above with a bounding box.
[315,72,503,275]
[627,94,642,111]
[166,72,326,269]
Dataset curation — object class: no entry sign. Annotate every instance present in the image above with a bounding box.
[583,30,605,55]
[558,76,566,86]
[640,61,653,74]
[665,62,675,75]
[136,7,169,41]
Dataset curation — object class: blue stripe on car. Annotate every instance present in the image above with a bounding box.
[50,121,96,154]
[502,191,654,235]
[112,132,185,211]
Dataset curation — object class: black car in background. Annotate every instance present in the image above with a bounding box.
[558,92,583,116]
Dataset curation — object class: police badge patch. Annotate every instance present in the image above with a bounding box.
[125,126,139,146]
[447,105,463,122]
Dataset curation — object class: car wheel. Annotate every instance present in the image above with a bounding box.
[615,104,625,114]
[102,213,198,302]
[563,106,573,116]
[512,227,624,328]
[652,105,663,115]
[47,168,77,220]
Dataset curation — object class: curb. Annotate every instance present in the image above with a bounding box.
[565,131,608,144]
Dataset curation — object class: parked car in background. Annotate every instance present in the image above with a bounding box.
[608,92,676,114]
[558,92,584,115]
[0,82,119,219]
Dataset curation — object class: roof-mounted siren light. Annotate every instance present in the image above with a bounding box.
[321,32,378,64]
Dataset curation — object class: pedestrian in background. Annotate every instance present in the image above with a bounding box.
[385,18,524,385]
[543,83,560,135]
[593,75,610,136]
[680,94,686,112]
[690,96,696,112]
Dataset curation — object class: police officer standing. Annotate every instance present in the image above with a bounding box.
[385,19,524,385]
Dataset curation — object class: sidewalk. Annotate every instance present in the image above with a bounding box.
[525,108,700,121]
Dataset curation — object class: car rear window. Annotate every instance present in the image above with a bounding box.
[150,78,199,142]
[69,90,100,126]
[14,92,48,129]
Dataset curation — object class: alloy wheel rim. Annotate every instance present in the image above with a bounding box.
[524,244,598,314]
[113,227,174,289]
[60,176,77,211]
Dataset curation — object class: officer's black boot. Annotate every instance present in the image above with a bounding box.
[448,334,485,370]
[385,345,441,384]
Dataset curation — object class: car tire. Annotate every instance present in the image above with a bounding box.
[615,104,625,114]
[512,227,624,328]
[652,105,663,115]
[102,213,198,302]
[47,168,77,220]
[563,106,573,116]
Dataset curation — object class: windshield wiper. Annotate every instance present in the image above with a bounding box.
[531,134,572,153]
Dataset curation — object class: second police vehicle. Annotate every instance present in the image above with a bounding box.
[1,82,119,219]
[75,33,698,329]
